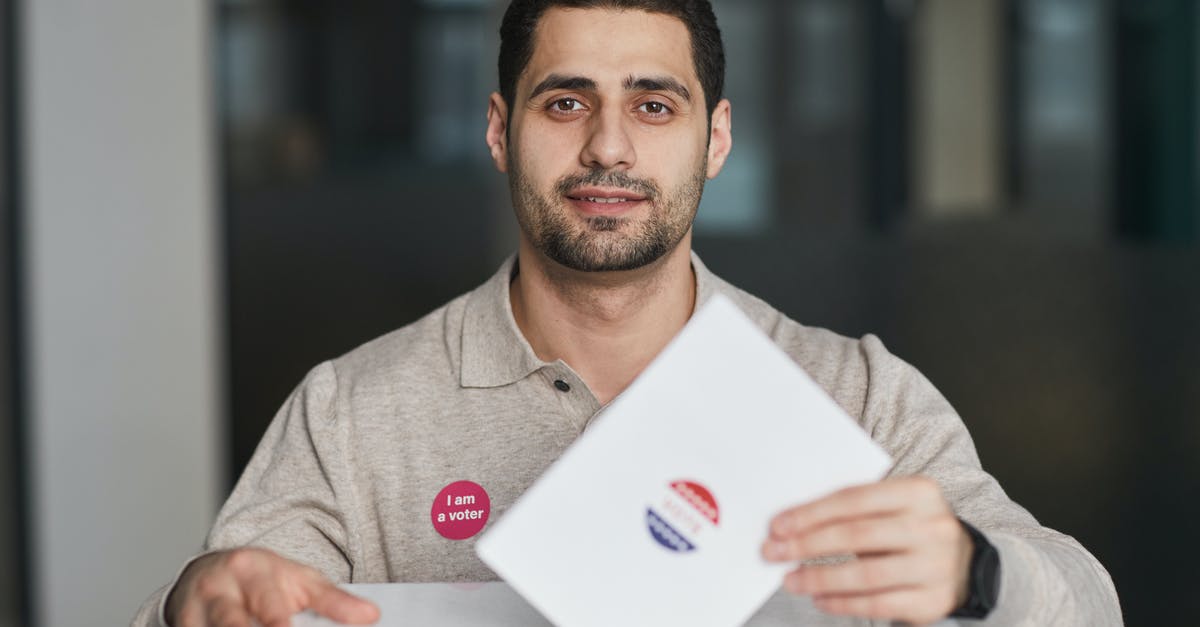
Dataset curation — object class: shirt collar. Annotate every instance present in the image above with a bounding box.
[459,250,720,389]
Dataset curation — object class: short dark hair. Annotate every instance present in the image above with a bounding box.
[498,0,725,116]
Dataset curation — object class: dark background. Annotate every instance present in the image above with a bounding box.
[1,0,26,623]
[215,1,1197,625]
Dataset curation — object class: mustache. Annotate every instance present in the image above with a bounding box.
[555,169,660,201]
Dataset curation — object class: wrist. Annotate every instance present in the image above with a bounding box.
[951,519,1001,619]
[953,521,974,608]
[163,551,223,626]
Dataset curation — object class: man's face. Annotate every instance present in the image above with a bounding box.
[487,8,732,273]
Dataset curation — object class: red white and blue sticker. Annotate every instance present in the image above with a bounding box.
[646,480,720,553]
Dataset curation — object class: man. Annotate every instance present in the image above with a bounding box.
[135,1,1122,625]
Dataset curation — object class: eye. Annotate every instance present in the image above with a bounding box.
[637,101,672,117]
[550,98,585,113]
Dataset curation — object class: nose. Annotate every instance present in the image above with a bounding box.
[579,107,636,171]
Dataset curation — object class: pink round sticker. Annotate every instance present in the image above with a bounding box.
[431,480,491,540]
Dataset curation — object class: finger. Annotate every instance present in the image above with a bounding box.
[770,477,943,537]
[763,515,913,562]
[306,580,381,625]
[175,598,208,627]
[207,597,253,627]
[784,554,930,596]
[813,586,952,625]
[245,580,300,627]
[181,570,244,627]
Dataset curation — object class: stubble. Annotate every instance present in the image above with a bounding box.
[509,161,707,273]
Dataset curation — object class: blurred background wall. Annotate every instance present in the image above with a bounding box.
[1,0,1198,625]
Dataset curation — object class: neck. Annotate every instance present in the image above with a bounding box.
[510,235,697,405]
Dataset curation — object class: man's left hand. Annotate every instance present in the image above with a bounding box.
[761,476,973,625]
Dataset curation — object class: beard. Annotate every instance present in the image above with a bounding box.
[509,159,707,273]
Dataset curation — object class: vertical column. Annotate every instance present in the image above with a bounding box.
[911,0,1005,218]
[866,0,914,228]
[1116,0,1198,242]
[22,2,221,625]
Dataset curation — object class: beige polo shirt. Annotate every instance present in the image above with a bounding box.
[133,253,1121,626]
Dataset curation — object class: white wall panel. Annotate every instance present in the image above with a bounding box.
[22,2,220,625]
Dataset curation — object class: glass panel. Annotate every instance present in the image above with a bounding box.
[695,0,773,234]
[781,0,868,231]
[218,0,505,474]
[1013,0,1110,238]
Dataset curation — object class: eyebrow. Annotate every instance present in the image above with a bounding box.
[527,73,692,103]
[529,74,598,100]
[624,75,692,103]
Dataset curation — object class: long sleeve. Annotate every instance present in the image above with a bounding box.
[131,361,358,626]
[859,334,1123,625]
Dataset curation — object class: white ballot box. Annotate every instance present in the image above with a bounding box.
[291,582,963,627]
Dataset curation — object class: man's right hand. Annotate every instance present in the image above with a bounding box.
[164,547,380,627]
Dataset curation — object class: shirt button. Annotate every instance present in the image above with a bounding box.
[553,379,571,393]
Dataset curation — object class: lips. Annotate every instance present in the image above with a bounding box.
[565,187,649,215]
[575,196,637,204]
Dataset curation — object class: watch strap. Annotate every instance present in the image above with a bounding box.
[950,519,1001,619]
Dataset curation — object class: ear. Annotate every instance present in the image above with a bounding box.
[486,92,511,173]
[705,99,733,179]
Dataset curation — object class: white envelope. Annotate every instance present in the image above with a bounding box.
[475,294,894,627]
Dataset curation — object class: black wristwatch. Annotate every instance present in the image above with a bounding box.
[950,519,1001,619]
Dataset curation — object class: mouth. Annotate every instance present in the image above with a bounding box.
[564,187,650,215]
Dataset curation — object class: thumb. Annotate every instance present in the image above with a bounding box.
[306,581,381,625]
